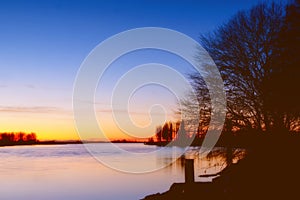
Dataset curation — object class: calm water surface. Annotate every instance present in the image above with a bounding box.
[0,143,239,200]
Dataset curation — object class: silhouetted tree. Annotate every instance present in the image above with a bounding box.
[18,132,25,142]
[26,132,37,142]
[162,123,169,141]
[148,137,154,143]
[169,122,173,141]
[183,74,211,136]
[267,0,300,133]
[188,2,300,134]
[155,125,162,142]
[0,132,38,145]
[176,120,186,141]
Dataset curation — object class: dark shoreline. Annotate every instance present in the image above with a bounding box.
[142,135,300,200]
[0,140,82,147]
[0,140,146,147]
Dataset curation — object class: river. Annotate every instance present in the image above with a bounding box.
[0,143,243,200]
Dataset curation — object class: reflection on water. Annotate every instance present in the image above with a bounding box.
[158,146,245,182]
[0,144,245,200]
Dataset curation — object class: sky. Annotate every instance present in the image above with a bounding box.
[0,0,286,140]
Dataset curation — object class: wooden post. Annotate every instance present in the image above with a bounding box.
[185,159,194,184]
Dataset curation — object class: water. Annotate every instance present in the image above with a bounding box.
[0,143,240,200]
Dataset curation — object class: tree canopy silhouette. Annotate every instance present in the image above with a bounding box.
[186,1,299,135]
[0,132,37,146]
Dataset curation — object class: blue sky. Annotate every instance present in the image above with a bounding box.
[0,0,286,140]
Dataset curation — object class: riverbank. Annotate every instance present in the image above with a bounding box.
[0,139,146,147]
[145,131,300,148]
[142,135,300,200]
[0,140,83,147]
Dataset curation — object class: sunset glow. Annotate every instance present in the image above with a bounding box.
[0,0,285,141]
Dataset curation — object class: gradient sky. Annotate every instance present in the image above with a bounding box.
[0,0,286,140]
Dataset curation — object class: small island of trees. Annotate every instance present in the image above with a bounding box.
[0,132,38,146]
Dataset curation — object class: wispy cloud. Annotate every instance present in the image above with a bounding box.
[0,84,8,88]
[0,106,70,114]
[72,99,174,116]
[24,84,36,89]
[97,108,170,116]
[0,105,171,117]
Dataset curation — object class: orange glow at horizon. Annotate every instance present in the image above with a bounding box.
[0,109,175,141]
[0,113,79,141]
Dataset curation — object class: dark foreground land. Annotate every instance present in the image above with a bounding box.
[143,134,300,200]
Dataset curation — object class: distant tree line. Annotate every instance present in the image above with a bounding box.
[147,121,179,142]
[147,121,192,145]
[0,132,37,146]
[154,122,175,142]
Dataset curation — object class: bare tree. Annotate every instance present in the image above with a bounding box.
[193,2,295,133]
